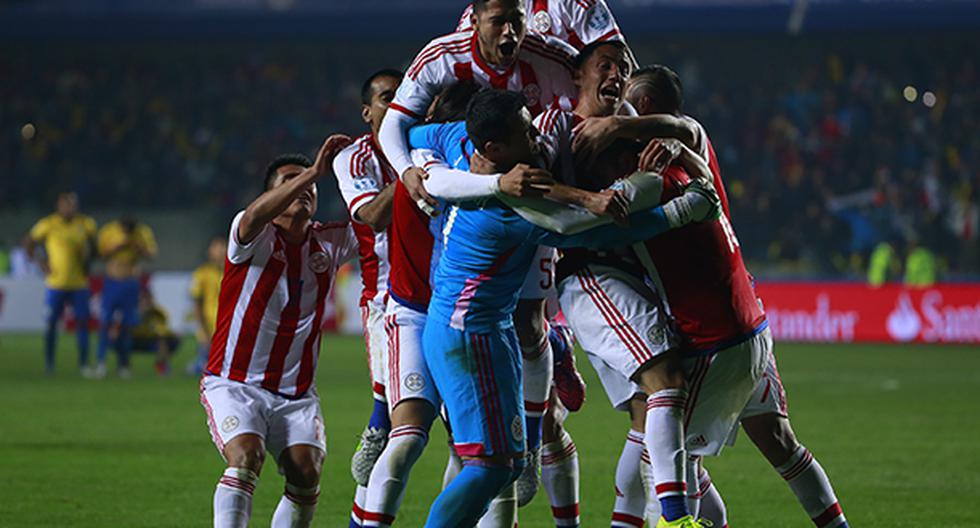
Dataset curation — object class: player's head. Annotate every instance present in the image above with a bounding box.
[574,40,631,117]
[361,69,403,134]
[264,153,317,219]
[56,191,78,218]
[207,236,227,265]
[119,215,137,234]
[471,0,526,69]
[427,80,481,123]
[466,89,539,170]
[626,64,684,116]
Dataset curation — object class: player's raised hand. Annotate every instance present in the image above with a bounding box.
[572,116,622,167]
[402,166,439,216]
[310,134,353,179]
[500,163,556,198]
[586,189,631,226]
[638,138,682,173]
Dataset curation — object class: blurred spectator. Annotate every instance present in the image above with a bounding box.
[130,288,181,377]
[868,240,901,286]
[186,237,226,376]
[0,241,10,276]
[903,239,939,287]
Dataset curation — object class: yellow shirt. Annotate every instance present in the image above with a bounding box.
[97,221,158,268]
[29,214,97,289]
[190,262,223,336]
[133,304,172,340]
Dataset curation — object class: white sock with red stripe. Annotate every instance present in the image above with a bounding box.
[521,335,553,453]
[350,485,367,528]
[611,430,646,528]
[362,425,429,527]
[776,445,848,528]
[697,465,728,528]
[685,456,701,519]
[541,429,580,527]
[477,481,518,528]
[271,483,319,528]
[213,467,258,528]
[641,449,662,523]
[644,389,689,521]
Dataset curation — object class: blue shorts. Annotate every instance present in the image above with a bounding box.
[422,319,525,457]
[101,278,140,327]
[44,288,90,325]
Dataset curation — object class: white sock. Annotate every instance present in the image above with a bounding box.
[644,390,688,505]
[478,481,518,528]
[350,485,367,527]
[521,334,553,418]
[213,467,257,528]
[541,429,580,527]
[362,425,429,527]
[611,430,646,528]
[697,465,728,527]
[686,456,701,519]
[641,449,662,523]
[777,445,847,528]
[443,442,462,490]
[271,482,319,528]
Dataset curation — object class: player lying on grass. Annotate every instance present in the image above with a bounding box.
[200,135,358,528]
[408,88,720,527]
[621,65,849,528]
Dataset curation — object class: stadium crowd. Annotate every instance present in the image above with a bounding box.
[4,34,975,277]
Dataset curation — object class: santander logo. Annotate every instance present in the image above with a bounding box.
[886,293,921,342]
[767,294,860,342]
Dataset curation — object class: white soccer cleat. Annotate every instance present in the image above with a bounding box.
[351,426,388,486]
[516,447,541,507]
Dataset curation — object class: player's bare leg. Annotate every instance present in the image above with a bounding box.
[361,399,435,527]
[272,444,324,528]
[514,298,553,505]
[540,392,581,527]
[425,451,525,528]
[634,351,691,524]
[214,434,264,528]
[741,413,848,528]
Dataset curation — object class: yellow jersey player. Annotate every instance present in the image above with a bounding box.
[96,215,157,378]
[187,237,226,376]
[130,288,181,376]
[23,191,97,375]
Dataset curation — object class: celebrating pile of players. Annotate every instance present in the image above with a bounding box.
[197,1,849,527]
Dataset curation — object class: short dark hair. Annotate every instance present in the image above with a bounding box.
[472,0,520,13]
[360,69,403,106]
[631,64,684,114]
[429,80,481,123]
[574,40,627,72]
[264,153,312,190]
[465,89,526,153]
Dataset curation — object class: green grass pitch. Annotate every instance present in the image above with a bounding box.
[2,332,978,526]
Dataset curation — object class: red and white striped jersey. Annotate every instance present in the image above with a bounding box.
[389,30,577,121]
[332,133,395,308]
[206,211,358,397]
[456,0,624,51]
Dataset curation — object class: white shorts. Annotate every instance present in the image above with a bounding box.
[361,301,388,401]
[200,376,326,461]
[557,265,678,410]
[683,327,771,457]
[519,246,557,301]
[739,346,789,419]
[384,299,441,411]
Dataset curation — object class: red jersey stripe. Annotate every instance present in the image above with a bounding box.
[294,239,331,396]
[228,241,286,382]
[207,256,251,375]
[261,242,304,392]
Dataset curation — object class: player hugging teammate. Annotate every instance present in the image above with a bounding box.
[200,1,849,527]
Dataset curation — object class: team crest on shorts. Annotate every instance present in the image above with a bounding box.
[511,415,524,442]
[308,251,330,273]
[532,10,552,33]
[404,372,425,392]
[522,83,541,105]
[647,325,666,346]
[222,415,240,433]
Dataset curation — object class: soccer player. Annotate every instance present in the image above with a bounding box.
[456,0,628,53]
[24,191,97,375]
[626,65,849,528]
[413,89,720,527]
[200,135,356,528]
[96,215,157,378]
[129,288,181,376]
[332,69,401,511]
[187,237,226,377]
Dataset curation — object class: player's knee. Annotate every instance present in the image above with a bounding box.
[281,447,324,488]
[628,395,647,430]
[542,405,563,444]
[390,399,436,429]
[744,414,798,466]
[224,435,265,473]
[635,352,685,393]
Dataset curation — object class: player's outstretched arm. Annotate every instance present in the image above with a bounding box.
[238,134,351,244]
[571,114,698,167]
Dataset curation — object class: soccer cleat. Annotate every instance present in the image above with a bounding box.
[655,515,713,528]
[551,325,586,412]
[516,447,541,507]
[350,426,388,486]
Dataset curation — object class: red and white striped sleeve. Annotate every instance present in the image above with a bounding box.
[564,0,624,49]
[332,137,383,221]
[227,210,273,265]
[456,3,474,32]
